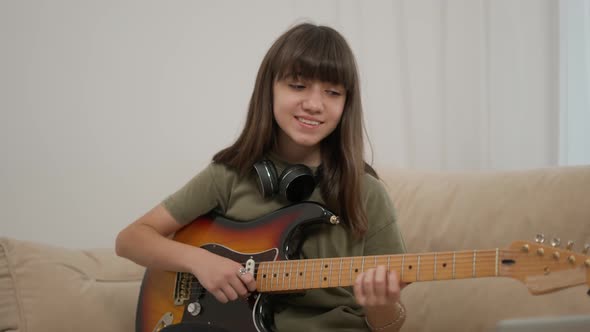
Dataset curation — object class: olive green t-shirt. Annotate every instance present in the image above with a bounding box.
[162,154,406,332]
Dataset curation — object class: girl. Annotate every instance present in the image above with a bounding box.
[116,22,407,332]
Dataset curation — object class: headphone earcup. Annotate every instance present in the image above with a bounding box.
[253,160,279,198]
[278,164,316,203]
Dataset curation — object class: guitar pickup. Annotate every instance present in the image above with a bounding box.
[173,272,193,305]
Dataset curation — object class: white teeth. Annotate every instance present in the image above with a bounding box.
[296,117,320,126]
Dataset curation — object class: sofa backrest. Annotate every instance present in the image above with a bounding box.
[379,166,590,331]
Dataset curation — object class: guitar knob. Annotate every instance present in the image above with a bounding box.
[583,244,590,254]
[566,240,574,250]
[187,301,202,316]
[535,234,545,243]
[550,237,561,247]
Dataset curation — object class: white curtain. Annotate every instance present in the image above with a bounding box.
[559,0,590,166]
[327,0,560,170]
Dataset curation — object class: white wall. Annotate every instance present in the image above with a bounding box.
[0,0,560,248]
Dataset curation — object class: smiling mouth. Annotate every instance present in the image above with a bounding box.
[296,116,322,126]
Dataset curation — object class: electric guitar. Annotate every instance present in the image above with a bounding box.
[136,202,590,332]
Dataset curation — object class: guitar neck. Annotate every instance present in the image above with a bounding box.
[255,249,504,292]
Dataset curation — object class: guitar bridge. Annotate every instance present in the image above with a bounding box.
[173,272,193,305]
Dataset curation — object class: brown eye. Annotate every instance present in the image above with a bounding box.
[289,84,305,90]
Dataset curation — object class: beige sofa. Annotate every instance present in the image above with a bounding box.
[1,166,590,332]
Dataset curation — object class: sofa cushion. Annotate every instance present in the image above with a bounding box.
[0,237,145,332]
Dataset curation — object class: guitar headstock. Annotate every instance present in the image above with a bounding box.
[504,236,590,295]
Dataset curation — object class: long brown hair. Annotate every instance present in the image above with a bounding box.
[213,23,376,237]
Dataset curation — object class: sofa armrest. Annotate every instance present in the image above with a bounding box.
[0,237,145,332]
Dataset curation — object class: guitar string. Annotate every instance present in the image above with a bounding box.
[184,252,574,280]
[183,251,577,293]
[183,253,570,282]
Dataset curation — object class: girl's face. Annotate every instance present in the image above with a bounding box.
[272,77,346,161]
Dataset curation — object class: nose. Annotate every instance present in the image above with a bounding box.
[302,86,323,113]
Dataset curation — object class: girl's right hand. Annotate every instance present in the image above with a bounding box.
[191,248,257,303]
[115,203,256,303]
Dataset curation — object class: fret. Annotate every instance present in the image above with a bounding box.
[294,260,300,290]
[338,258,343,286]
[361,257,366,273]
[321,259,327,287]
[433,253,437,280]
[402,255,418,282]
[478,250,498,278]
[417,255,421,281]
[276,261,281,290]
[256,262,261,290]
[329,259,334,287]
[419,254,435,281]
[374,256,380,270]
[453,251,457,279]
[266,262,275,290]
[279,262,284,289]
[318,259,324,287]
[349,257,354,285]
[435,252,454,280]
[288,260,293,290]
[312,259,317,288]
[495,249,499,276]
[268,261,273,290]
[401,255,405,280]
[255,262,261,290]
[392,255,403,276]
[298,260,303,289]
[267,262,271,290]
[320,260,330,286]
[303,260,308,289]
[472,250,476,278]
[271,261,277,290]
[319,259,324,287]
[387,255,391,271]
[279,261,287,289]
[275,261,280,290]
[259,262,266,291]
[267,262,272,290]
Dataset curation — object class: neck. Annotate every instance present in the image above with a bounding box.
[255,249,505,292]
[273,137,321,167]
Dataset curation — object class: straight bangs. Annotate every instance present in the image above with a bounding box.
[273,26,356,91]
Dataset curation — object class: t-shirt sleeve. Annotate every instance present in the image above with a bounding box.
[362,175,407,256]
[161,163,226,225]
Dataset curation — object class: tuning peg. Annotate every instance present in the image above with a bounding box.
[535,234,545,243]
[583,244,590,254]
[566,240,574,250]
[550,237,561,247]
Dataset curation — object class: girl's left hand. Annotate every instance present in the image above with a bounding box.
[353,265,406,308]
